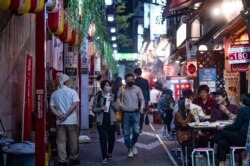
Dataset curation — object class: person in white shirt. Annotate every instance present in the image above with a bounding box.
[171,89,205,133]
[50,74,80,166]
[149,85,161,105]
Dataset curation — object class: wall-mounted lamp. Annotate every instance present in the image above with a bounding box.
[112,43,117,48]
[198,44,208,51]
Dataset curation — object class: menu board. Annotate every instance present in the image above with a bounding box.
[199,68,216,92]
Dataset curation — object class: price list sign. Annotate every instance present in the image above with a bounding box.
[228,44,250,64]
[199,68,216,92]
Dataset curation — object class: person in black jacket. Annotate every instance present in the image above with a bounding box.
[215,93,250,166]
[134,68,150,133]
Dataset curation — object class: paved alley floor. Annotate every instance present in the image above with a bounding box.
[78,123,182,166]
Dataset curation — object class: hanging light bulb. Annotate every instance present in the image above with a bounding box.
[105,0,113,6]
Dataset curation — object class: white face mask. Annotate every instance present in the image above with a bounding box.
[104,86,112,93]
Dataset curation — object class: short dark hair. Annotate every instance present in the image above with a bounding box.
[182,89,194,98]
[125,73,134,79]
[134,68,142,75]
[96,75,102,81]
[198,84,209,93]
[240,93,250,106]
[100,80,111,90]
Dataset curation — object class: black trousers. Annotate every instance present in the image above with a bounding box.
[139,109,149,131]
[160,109,173,132]
[97,124,116,159]
[215,130,246,161]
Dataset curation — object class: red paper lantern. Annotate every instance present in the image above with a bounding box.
[59,24,68,42]
[48,10,60,32]
[68,30,76,46]
[0,0,11,10]
[9,0,20,11]
[30,0,44,13]
[46,0,59,13]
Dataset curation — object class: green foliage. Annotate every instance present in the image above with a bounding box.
[67,0,117,72]
[115,3,133,48]
[117,34,133,48]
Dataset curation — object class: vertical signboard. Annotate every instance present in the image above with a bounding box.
[64,44,79,91]
[224,71,240,105]
[35,8,46,166]
[150,0,166,40]
[199,68,216,92]
[23,53,33,141]
[52,36,64,71]
[80,39,89,129]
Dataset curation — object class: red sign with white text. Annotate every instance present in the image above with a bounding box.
[231,63,249,72]
[228,44,250,64]
[174,83,191,100]
[23,54,33,141]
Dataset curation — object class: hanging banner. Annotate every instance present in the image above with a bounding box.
[52,36,63,71]
[23,53,33,141]
[199,68,216,92]
[224,70,240,106]
[228,44,250,64]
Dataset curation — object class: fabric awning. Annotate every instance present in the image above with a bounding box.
[213,14,246,39]
[169,0,200,11]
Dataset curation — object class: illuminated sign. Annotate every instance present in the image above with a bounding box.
[114,53,139,61]
[150,1,167,40]
[228,44,250,64]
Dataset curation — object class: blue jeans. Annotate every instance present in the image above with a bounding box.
[123,112,140,150]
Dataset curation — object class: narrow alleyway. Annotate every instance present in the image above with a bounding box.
[79,120,181,166]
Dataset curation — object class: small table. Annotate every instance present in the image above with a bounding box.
[188,121,232,148]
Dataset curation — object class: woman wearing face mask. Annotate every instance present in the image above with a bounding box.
[92,80,117,164]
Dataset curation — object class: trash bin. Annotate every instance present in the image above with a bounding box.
[2,141,35,166]
[0,138,14,166]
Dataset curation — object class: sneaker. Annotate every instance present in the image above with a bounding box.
[101,158,108,164]
[132,146,137,155]
[69,159,80,165]
[107,154,112,160]
[128,150,134,158]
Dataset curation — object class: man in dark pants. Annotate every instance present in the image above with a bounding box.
[134,68,150,133]
[215,93,250,166]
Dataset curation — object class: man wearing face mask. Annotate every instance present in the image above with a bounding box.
[117,73,145,158]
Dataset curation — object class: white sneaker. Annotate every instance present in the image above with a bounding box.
[132,146,137,155]
[128,150,134,158]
